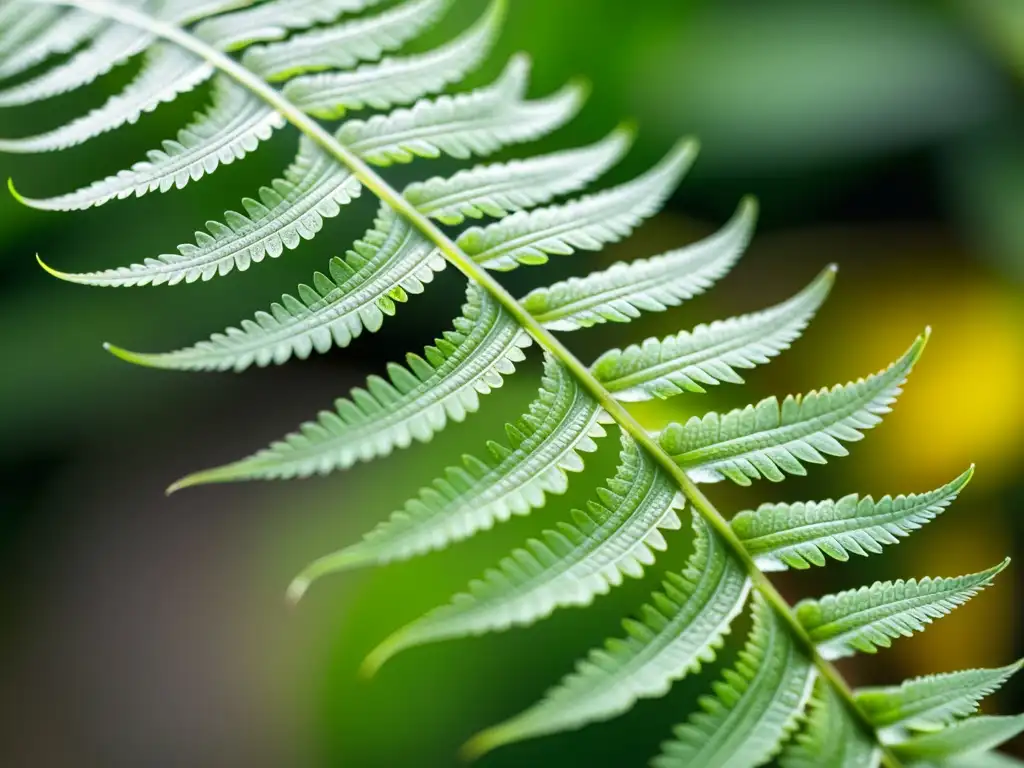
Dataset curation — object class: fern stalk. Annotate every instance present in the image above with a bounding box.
[31,0,910,763]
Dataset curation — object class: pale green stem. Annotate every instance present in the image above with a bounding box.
[28,1,902,764]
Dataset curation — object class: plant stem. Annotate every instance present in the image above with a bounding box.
[33,1,901,763]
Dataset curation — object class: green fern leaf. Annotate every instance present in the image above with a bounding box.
[11,79,285,210]
[282,0,503,119]
[404,127,632,226]
[242,0,452,81]
[195,0,386,51]
[796,561,1009,660]
[659,332,927,485]
[781,679,881,768]
[457,140,696,271]
[359,430,685,670]
[652,594,816,768]
[891,716,1024,764]
[591,263,831,398]
[856,661,1023,738]
[0,43,212,153]
[286,355,610,588]
[0,23,151,108]
[464,516,750,757]
[0,8,105,80]
[336,54,585,166]
[105,205,444,369]
[732,467,974,571]
[169,283,530,486]
[522,197,756,331]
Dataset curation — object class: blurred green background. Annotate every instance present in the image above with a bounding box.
[2,0,1023,765]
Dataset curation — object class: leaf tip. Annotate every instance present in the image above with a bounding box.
[285,575,311,607]
[36,253,69,280]
[8,177,26,205]
[459,727,508,762]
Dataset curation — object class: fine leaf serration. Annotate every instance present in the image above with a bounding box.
[3,0,1018,765]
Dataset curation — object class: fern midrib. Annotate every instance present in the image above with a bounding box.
[34,1,902,764]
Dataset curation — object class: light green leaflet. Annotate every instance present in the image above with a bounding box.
[405,127,632,226]
[0,43,213,153]
[286,356,611,597]
[39,56,583,285]
[781,679,881,768]
[651,594,816,768]
[335,54,586,166]
[283,0,504,119]
[591,265,832,399]
[0,21,152,108]
[796,561,1008,660]
[242,0,452,81]
[523,197,757,331]
[659,332,927,485]
[891,716,1024,764]
[0,8,106,80]
[464,515,750,758]
[170,283,531,487]
[195,0,386,51]
[458,140,698,271]
[731,467,974,571]
[460,140,700,272]
[856,662,1024,740]
[12,78,285,210]
[361,430,685,672]
[106,205,445,370]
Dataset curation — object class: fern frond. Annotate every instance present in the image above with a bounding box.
[781,679,881,768]
[856,661,1024,739]
[732,467,974,571]
[591,264,831,399]
[464,515,751,757]
[242,0,451,81]
[282,0,503,119]
[195,0,386,51]
[106,205,443,369]
[522,197,756,331]
[651,594,816,768]
[0,9,105,81]
[169,283,530,486]
[360,430,685,669]
[659,332,927,485]
[796,561,1008,660]
[11,79,284,211]
[286,355,610,589]
[457,140,696,271]
[39,134,361,285]
[890,716,1024,763]
[404,126,632,226]
[0,22,151,108]
[336,55,585,166]
[0,44,212,153]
